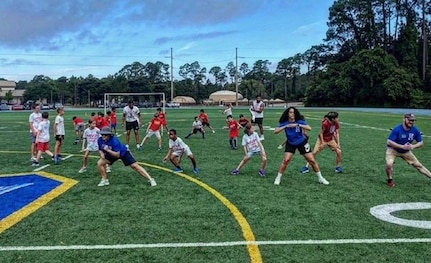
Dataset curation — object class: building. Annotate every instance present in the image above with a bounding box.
[0,80,24,104]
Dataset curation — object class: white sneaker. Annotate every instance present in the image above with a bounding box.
[136,144,141,150]
[277,145,283,149]
[106,166,112,173]
[149,178,157,186]
[97,179,110,187]
[274,175,282,185]
[260,135,265,141]
[212,130,215,133]
[318,176,329,185]
[78,167,87,173]
[125,144,129,149]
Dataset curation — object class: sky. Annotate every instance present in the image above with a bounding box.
[0,0,335,82]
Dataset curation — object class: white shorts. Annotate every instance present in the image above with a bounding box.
[146,130,161,139]
[173,147,192,157]
[86,144,99,152]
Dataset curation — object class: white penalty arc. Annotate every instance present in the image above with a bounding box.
[370,202,431,229]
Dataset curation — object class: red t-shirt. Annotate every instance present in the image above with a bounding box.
[73,117,84,125]
[149,118,162,131]
[158,112,167,125]
[321,119,340,142]
[96,116,110,129]
[110,112,117,124]
[238,117,249,127]
[228,120,240,138]
[199,113,209,123]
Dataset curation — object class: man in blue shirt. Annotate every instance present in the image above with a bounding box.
[97,126,157,187]
[386,113,431,187]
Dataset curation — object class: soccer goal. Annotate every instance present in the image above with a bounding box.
[102,92,166,114]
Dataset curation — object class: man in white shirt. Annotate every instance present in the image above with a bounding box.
[122,101,142,149]
[250,95,265,140]
[29,104,42,161]
[54,107,65,164]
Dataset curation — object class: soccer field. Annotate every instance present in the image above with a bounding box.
[1,106,431,262]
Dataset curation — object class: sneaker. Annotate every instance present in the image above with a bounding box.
[231,169,239,175]
[277,145,283,150]
[335,166,343,173]
[212,130,215,133]
[258,169,266,177]
[193,167,200,174]
[149,178,157,186]
[173,167,183,173]
[30,156,37,162]
[136,144,142,150]
[260,135,265,141]
[274,175,282,185]
[54,156,61,165]
[106,166,112,173]
[300,166,310,174]
[31,161,40,167]
[387,179,395,187]
[158,147,162,151]
[318,176,330,185]
[78,167,87,173]
[97,179,110,187]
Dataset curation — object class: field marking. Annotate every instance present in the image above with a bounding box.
[62,154,73,160]
[370,202,431,229]
[33,164,50,171]
[2,238,431,251]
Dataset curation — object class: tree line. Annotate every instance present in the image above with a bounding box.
[4,0,431,108]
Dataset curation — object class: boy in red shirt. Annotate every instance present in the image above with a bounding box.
[107,108,118,135]
[156,107,168,136]
[199,109,215,133]
[140,113,163,150]
[95,112,109,129]
[238,114,250,128]
[72,116,85,145]
[227,115,240,149]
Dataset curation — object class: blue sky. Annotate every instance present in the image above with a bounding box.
[0,0,335,82]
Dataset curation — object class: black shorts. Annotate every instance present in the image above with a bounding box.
[202,121,211,127]
[285,139,312,155]
[192,128,204,134]
[252,117,263,125]
[55,135,65,141]
[126,121,139,131]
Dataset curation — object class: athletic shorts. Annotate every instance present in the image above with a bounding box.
[285,139,312,155]
[75,123,85,132]
[126,121,140,131]
[55,135,65,141]
[252,117,263,125]
[37,142,50,152]
[146,130,161,139]
[105,150,136,166]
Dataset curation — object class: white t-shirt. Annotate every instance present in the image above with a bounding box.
[169,137,192,156]
[242,132,261,153]
[192,120,203,129]
[29,112,42,133]
[251,100,264,118]
[54,115,65,135]
[83,127,101,151]
[37,120,51,143]
[123,106,140,122]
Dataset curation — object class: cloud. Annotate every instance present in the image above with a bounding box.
[154,31,237,45]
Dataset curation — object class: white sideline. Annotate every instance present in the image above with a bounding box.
[1,238,431,251]
[33,164,50,171]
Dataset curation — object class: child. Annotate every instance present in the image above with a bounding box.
[231,123,267,176]
[185,116,205,139]
[140,113,163,150]
[223,103,233,118]
[72,116,85,144]
[79,120,101,173]
[238,114,250,128]
[107,108,118,135]
[53,107,65,164]
[32,112,54,166]
[156,107,168,136]
[199,109,216,133]
[226,115,240,149]
[163,129,199,174]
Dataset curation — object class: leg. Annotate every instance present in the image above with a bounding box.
[274,152,294,185]
[304,152,329,185]
[97,158,110,180]
[130,162,153,180]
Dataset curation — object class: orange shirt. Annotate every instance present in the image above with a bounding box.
[228,120,240,138]
[149,118,162,131]
[199,113,209,123]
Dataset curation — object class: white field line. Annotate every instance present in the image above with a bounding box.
[33,164,50,171]
[62,154,73,160]
[1,238,431,251]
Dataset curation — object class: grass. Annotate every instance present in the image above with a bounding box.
[1,106,431,262]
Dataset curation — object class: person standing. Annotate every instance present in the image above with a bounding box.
[226,115,240,149]
[107,108,118,135]
[122,101,142,149]
[96,126,156,187]
[199,109,216,133]
[385,113,431,187]
[238,114,250,128]
[273,107,329,186]
[250,95,265,140]
[29,103,42,161]
[32,112,54,166]
[163,129,199,174]
[72,116,86,145]
[301,111,342,174]
[53,107,65,164]
[79,120,101,173]
[140,113,163,150]
[185,116,205,139]
[231,123,267,176]
[156,107,169,136]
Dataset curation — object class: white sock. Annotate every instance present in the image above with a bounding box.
[316,171,322,178]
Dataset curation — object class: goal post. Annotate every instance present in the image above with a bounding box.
[103,92,166,114]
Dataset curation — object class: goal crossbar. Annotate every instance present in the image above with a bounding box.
[103,92,166,114]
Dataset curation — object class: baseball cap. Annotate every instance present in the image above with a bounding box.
[100,126,112,135]
[404,113,416,121]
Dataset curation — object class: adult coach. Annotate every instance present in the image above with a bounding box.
[250,95,265,140]
[97,126,156,187]
[122,101,142,150]
[29,103,42,161]
[386,113,431,187]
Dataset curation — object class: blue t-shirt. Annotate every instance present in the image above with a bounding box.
[387,124,422,153]
[279,119,308,146]
[97,136,128,158]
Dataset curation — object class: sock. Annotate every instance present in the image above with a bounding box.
[316,171,322,178]
[229,139,233,148]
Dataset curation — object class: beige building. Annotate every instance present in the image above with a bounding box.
[0,80,24,104]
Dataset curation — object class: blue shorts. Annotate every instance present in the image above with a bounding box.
[105,150,136,166]
[30,133,36,143]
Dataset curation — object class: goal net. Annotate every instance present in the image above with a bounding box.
[102,92,166,114]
